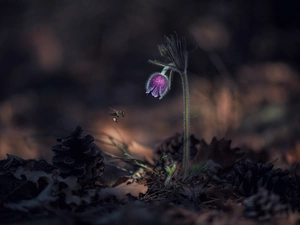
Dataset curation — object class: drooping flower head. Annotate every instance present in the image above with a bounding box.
[146,72,169,99]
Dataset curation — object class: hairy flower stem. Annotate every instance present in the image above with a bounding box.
[147,34,190,179]
[180,71,190,179]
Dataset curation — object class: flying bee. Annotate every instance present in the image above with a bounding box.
[109,108,125,123]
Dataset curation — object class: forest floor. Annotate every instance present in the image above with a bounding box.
[1,119,300,225]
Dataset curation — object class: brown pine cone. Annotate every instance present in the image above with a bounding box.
[228,160,293,198]
[52,126,105,180]
[243,187,287,221]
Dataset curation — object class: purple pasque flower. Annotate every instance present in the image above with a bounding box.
[146,72,169,99]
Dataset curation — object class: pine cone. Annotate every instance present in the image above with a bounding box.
[243,188,287,221]
[229,160,293,198]
[52,126,105,180]
[155,132,200,165]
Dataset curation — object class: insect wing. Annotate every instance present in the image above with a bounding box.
[116,111,125,117]
[109,112,117,116]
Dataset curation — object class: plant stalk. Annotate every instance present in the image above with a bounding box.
[180,71,190,179]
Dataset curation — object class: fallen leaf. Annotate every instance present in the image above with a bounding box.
[3,181,57,212]
[205,186,239,199]
[112,176,131,187]
[98,180,148,200]
[182,180,207,199]
[11,167,91,206]
[3,154,24,170]
[64,187,97,206]
[12,166,53,187]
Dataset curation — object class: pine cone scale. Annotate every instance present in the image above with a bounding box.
[52,144,70,152]
[52,154,66,163]
[51,126,105,180]
[64,155,76,165]
[228,160,295,199]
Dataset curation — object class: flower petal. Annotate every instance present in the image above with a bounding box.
[151,86,160,98]
[145,72,169,99]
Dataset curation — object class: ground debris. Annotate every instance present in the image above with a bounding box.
[98,176,148,200]
[1,133,300,225]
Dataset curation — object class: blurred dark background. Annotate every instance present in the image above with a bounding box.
[0,0,299,164]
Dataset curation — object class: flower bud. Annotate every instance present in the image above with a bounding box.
[146,72,169,99]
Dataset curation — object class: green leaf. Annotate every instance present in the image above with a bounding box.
[165,164,176,176]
